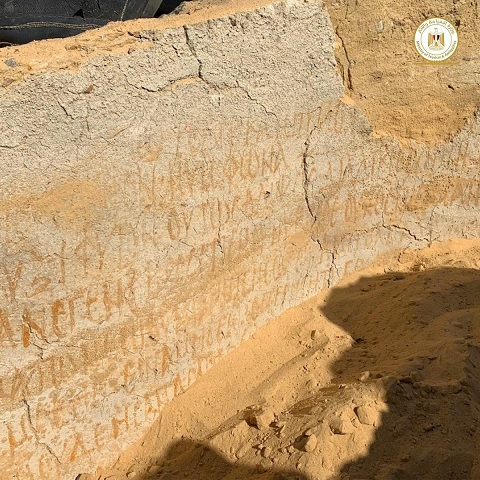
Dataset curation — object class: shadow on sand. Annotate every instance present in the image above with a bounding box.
[322,266,480,480]
[135,266,480,480]
[137,438,309,480]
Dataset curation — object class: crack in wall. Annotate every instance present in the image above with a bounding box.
[302,126,318,224]
[183,25,275,115]
[24,399,62,466]
[217,226,225,262]
[334,26,353,91]
[184,25,205,83]
[328,248,338,288]
[302,125,340,288]
[235,81,276,116]
[382,215,430,244]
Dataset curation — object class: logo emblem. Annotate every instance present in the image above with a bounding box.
[415,18,458,61]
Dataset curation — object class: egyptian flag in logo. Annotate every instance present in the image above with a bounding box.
[428,29,444,49]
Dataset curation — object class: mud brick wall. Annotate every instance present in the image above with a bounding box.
[0,0,479,478]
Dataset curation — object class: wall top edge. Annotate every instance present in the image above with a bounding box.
[0,0,301,85]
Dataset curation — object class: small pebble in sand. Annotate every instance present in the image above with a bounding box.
[248,407,275,430]
[303,434,318,452]
[354,405,376,426]
[359,371,370,382]
[330,418,355,435]
[261,446,272,458]
[311,330,322,340]
[4,58,17,67]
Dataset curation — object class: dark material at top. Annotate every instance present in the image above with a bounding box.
[0,0,166,45]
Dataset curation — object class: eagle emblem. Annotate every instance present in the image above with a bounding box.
[428,27,445,50]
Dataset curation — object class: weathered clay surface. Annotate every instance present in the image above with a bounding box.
[0,0,478,478]
[326,0,480,144]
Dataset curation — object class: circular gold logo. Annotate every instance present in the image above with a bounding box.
[414,18,458,62]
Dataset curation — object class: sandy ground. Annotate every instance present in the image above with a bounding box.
[79,238,480,480]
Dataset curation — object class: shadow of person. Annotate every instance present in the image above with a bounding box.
[321,266,480,480]
[137,438,310,480]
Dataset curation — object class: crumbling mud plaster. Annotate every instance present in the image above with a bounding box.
[0,0,479,478]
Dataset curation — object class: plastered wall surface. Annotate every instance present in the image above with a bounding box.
[0,0,478,478]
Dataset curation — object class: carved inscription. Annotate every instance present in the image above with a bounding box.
[2,87,480,480]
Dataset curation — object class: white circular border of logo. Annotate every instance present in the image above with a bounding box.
[414,18,458,62]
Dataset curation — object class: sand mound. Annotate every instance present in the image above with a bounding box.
[90,239,480,479]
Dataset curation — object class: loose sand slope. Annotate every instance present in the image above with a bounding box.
[95,239,480,480]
